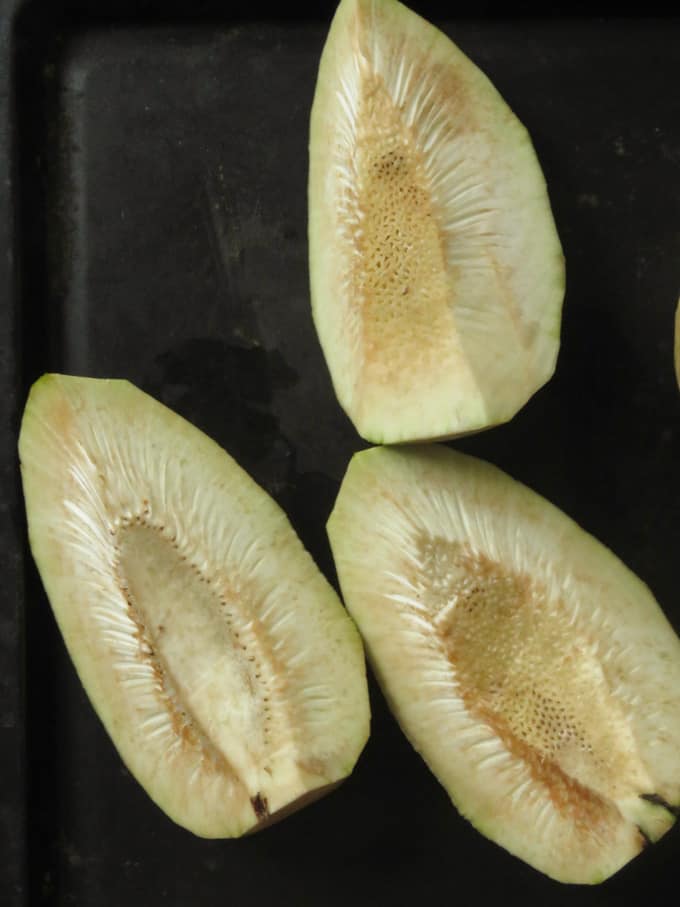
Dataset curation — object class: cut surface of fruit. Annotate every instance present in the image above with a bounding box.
[19,374,370,837]
[308,0,565,443]
[328,445,680,882]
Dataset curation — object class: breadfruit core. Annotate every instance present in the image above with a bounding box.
[308,0,564,443]
[328,444,680,883]
[19,374,370,837]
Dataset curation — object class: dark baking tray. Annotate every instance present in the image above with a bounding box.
[3,1,680,904]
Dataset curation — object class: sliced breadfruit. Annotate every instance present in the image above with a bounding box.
[19,374,370,837]
[328,444,680,883]
[309,0,565,444]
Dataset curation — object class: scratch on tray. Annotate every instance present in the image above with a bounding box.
[201,167,247,304]
[200,167,268,346]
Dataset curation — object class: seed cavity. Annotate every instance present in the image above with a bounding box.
[345,73,455,384]
[412,534,652,827]
[105,504,280,791]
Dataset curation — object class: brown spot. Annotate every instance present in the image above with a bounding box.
[251,793,269,820]
[48,387,76,443]
[297,756,327,777]
[243,782,340,836]
[171,713,200,748]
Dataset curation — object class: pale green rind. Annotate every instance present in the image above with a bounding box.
[309,0,565,444]
[20,374,370,837]
[327,444,680,882]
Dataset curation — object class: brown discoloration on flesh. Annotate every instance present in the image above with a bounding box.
[245,780,341,835]
[296,755,327,778]
[474,703,616,836]
[355,0,477,134]
[411,533,650,836]
[250,793,269,820]
[116,568,214,760]
[350,74,456,386]
[45,382,77,443]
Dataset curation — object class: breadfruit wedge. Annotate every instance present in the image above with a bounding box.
[328,444,680,883]
[19,374,370,837]
[309,0,565,444]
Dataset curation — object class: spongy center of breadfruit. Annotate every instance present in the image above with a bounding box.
[114,520,273,778]
[416,535,650,820]
[350,74,455,382]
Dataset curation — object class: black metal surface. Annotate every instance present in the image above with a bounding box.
[4,2,680,904]
[1,1,25,905]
